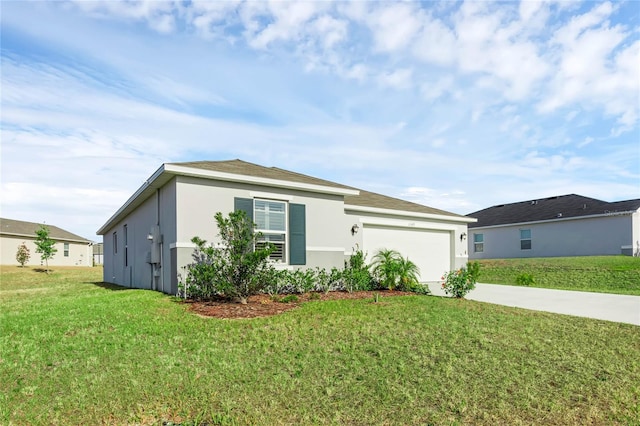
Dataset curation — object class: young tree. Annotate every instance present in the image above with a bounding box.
[184,210,274,303]
[16,242,31,267]
[34,225,58,274]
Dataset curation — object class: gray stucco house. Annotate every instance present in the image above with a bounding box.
[97,160,476,294]
[0,218,93,266]
[466,194,640,259]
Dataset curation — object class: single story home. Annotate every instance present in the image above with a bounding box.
[97,160,476,294]
[0,218,93,266]
[466,194,640,259]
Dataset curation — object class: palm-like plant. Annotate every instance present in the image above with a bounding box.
[397,256,421,290]
[371,249,402,290]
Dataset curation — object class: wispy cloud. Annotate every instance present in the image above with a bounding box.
[1,0,638,240]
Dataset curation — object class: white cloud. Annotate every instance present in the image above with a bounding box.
[367,3,423,53]
[1,0,638,239]
[412,17,457,66]
[377,68,413,90]
[420,76,455,101]
[538,2,638,131]
[247,1,323,49]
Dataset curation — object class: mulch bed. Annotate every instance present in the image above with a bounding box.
[185,290,415,319]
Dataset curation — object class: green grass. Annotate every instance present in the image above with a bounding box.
[2,266,639,425]
[477,256,640,295]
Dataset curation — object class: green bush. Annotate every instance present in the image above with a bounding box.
[342,249,373,292]
[371,249,421,291]
[181,210,275,303]
[441,262,480,298]
[516,273,535,286]
[280,294,299,303]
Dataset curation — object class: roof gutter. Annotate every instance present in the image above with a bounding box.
[96,164,166,235]
[345,204,477,223]
[0,231,91,243]
[97,163,361,235]
[469,209,639,230]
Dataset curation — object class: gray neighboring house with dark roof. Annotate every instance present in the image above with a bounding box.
[0,218,93,266]
[466,194,640,259]
[97,160,475,294]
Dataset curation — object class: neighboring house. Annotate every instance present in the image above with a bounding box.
[466,194,640,259]
[97,160,476,294]
[0,218,93,266]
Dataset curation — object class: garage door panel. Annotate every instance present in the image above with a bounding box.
[363,225,451,282]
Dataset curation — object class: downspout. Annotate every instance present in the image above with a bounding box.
[158,188,164,293]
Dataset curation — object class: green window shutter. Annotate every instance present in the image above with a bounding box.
[234,197,253,221]
[289,203,306,265]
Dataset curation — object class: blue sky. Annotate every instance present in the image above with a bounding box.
[1,0,638,241]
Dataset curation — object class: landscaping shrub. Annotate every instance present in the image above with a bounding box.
[341,249,374,292]
[371,249,423,292]
[181,211,275,303]
[441,262,480,298]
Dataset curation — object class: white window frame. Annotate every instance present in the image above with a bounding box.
[473,233,484,253]
[254,199,288,263]
[520,229,532,250]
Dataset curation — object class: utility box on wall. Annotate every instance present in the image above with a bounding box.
[149,225,162,264]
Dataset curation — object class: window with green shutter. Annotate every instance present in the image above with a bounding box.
[289,203,306,265]
[255,199,287,262]
[233,197,306,265]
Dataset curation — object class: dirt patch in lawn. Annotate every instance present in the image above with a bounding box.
[186,290,415,319]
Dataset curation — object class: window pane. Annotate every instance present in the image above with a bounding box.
[254,200,286,231]
[474,243,484,253]
[520,229,531,239]
[257,233,285,261]
[474,233,483,243]
[521,240,532,250]
[259,233,285,243]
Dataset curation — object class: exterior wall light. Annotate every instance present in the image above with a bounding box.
[351,224,360,235]
[460,232,467,241]
[147,234,154,241]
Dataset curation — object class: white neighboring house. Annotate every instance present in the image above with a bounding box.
[97,160,476,294]
[0,218,93,266]
[466,194,640,259]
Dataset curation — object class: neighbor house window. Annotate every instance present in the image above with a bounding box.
[113,232,118,254]
[473,233,484,253]
[254,199,286,262]
[64,243,69,257]
[123,224,128,267]
[520,229,532,250]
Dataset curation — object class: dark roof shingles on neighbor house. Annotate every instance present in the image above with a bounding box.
[0,218,91,242]
[467,194,640,228]
[171,160,464,218]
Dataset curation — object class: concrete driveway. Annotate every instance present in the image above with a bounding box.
[428,283,640,326]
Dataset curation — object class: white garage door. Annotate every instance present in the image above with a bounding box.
[363,225,452,282]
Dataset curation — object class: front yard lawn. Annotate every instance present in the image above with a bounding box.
[477,256,640,295]
[1,266,639,425]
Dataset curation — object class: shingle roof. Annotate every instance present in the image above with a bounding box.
[171,159,465,218]
[170,160,354,191]
[344,189,464,217]
[467,194,640,228]
[0,218,91,243]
